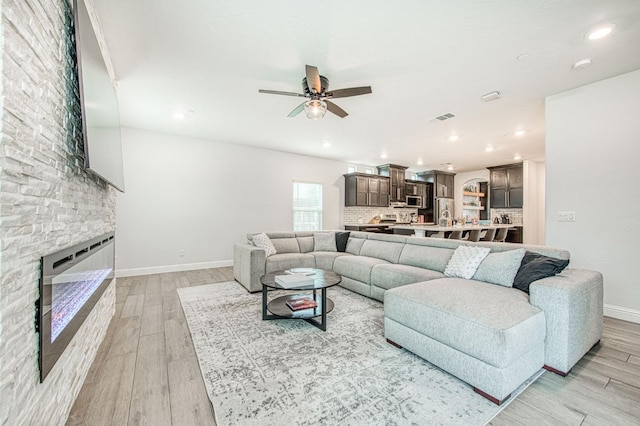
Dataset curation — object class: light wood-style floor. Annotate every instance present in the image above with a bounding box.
[67,267,640,425]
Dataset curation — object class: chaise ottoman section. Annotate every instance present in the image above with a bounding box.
[384,278,546,403]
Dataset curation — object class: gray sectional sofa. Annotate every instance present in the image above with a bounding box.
[233,231,603,404]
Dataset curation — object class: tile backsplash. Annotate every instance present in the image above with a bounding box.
[491,208,523,224]
[344,207,419,224]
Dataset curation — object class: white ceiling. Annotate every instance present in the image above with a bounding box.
[92,0,640,173]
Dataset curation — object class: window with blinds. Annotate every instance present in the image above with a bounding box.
[293,182,323,231]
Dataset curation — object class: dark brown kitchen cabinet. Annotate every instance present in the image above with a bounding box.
[377,164,408,203]
[416,170,455,199]
[489,163,523,208]
[405,180,429,208]
[344,173,390,207]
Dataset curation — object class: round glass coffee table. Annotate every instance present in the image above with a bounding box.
[260,269,342,331]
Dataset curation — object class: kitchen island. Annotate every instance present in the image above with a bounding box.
[392,223,520,241]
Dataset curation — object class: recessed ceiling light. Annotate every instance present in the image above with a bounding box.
[173,110,195,120]
[416,159,424,166]
[514,130,526,137]
[380,152,388,159]
[485,146,494,153]
[572,58,592,70]
[513,154,522,160]
[323,141,331,148]
[449,134,459,142]
[586,25,615,40]
[447,164,454,171]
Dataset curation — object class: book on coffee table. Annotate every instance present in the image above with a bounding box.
[285,268,316,275]
[285,297,318,311]
[275,273,314,289]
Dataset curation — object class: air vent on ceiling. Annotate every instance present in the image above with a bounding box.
[432,113,455,121]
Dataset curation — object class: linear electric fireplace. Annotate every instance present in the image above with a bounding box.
[37,231,115,381]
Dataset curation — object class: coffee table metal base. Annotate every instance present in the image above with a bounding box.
[262,287,333,331]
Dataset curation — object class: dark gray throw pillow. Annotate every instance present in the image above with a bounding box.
[513,251,570,294]
[335,231,350,252]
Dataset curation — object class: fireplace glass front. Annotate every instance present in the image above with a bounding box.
[38,231,115,381]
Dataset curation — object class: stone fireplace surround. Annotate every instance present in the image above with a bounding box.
[0,0,117,424]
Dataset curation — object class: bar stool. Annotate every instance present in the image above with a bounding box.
[448,230,463,239]
[493,227,509,242]
[480,228,496,241]
[465,229,482,242]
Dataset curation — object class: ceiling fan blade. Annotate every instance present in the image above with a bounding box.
[259,89,306,97]
[305,65,322,94]
[325,100,348,118]
[287,102,306,117]
[327,86,372,99]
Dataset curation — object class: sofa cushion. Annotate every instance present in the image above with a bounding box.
[269,237,300,254]
[399,242,455,273]
[265,253,315,273]
[314,232,337,251]
[371,264,445,291]
[311,251,351,271]
[444,246,490,279]
[333,255,389,284]
[345,235,366,255]
[513,251,570,294]
[251,233,277,257]
[473,248,526,287]
[384,278,545,368]
[295,233,315,253]
[360,239,404,263]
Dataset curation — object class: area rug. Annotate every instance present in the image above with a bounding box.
[178,281,542,426]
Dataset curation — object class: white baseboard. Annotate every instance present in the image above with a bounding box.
[604,304,640,324]
[116,260,233,278]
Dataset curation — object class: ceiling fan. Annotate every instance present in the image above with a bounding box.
[259,65,372,119]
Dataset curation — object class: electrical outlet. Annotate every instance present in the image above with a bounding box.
[557,211,576,222]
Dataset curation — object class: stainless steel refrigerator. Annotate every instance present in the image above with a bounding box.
[435,198,454,225]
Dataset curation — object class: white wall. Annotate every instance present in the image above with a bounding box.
[522,160,545,245]
[116,128,348,276]
[536,163,546,244]
[546,68,640,323]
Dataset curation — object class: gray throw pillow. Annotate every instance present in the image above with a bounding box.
[473,248,526,287]
[314,232,337,252]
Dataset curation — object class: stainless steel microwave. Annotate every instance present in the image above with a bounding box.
[406,195,422,207]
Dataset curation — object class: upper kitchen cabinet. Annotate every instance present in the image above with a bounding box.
[377,164,408,203]
[405,180,429,208]
[344,173,390,207]
[488,163,523,208]
[416,170,455,199]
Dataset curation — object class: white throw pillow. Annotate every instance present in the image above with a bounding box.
[314,232,337,252]
[251,233,277,257]
[444,246,491,279]
[473,248,526,287]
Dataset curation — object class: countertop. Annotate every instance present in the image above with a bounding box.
[391,223,521,231]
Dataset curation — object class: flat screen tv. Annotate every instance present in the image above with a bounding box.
[73,0,125,192]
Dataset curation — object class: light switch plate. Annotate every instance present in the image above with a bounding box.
[557,211,576,222]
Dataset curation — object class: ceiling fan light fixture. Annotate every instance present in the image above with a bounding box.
[304,100,327,119]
